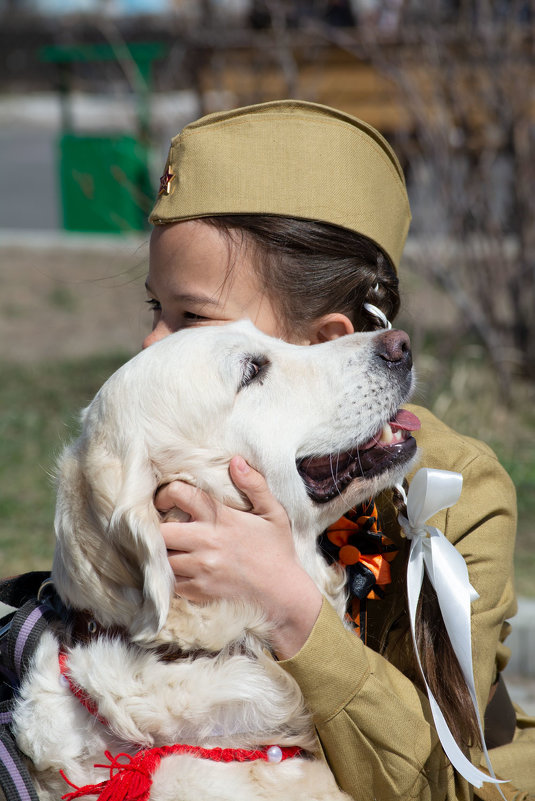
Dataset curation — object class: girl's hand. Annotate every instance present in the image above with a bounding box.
[155,456,322,659]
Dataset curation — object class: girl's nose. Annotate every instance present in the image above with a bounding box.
[142,320,173,349]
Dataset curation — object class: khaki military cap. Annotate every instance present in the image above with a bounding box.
[149,99,411,270]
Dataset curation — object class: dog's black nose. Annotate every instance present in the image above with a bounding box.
[375,329,412,370]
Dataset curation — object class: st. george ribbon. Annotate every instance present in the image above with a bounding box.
[397,468,506,791]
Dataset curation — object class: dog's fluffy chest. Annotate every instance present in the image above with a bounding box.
[12,629,315,775]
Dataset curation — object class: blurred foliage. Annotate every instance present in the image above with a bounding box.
[409,330,535,597]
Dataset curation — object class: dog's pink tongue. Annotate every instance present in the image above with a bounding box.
[390,409,421,432]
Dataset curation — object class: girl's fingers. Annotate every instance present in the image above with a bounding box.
[229,456,285,518]
[154,482,181,513]
[160,521,204,553]
[156,460,284,524]
[164,534,226,601]
[165,548,196,578]
[155,480,217,520]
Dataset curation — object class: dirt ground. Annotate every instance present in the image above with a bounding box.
[1,236,151,363]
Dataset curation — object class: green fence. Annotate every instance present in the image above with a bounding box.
[40,42,166,234]
[59,133,152,233]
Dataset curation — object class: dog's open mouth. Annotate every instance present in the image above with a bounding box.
[297,409,420,503]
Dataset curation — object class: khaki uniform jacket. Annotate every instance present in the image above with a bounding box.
[280,405,535,801]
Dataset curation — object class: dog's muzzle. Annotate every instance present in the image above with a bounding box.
[297,408,420,503]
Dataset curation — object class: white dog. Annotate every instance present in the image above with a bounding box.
[12,321,418,801]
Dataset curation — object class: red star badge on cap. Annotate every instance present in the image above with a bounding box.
[158,167,174,195]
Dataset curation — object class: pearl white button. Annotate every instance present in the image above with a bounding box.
[266,746,283,763]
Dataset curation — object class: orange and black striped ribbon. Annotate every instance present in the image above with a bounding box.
[319,499,398,643]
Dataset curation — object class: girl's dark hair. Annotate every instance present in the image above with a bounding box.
[414,574,481,750]
[204,214,400,337]
[205,213,481,751]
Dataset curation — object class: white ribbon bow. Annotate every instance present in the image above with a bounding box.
[398,468,505,790]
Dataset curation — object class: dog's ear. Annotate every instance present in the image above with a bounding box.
[52,435,174,642]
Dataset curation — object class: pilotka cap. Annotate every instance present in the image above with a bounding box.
[149,99,411,270]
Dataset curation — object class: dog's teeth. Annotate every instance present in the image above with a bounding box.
[379,423,394,445]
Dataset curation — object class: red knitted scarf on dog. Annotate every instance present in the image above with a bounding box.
[58,654,301,801]
[320,499,398,642]
[60,746,301,801]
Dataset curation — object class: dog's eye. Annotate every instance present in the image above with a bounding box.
[239,355,269,389]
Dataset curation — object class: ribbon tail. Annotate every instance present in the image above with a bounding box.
[408,539,505,791]
[427,690,504,789]
[403,469,507,794]
[424,533,504,789]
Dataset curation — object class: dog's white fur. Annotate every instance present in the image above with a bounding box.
[12,321,416,801]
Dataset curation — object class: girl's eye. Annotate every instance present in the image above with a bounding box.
[183,311,208,321]
[145,298,161,312]
[240,356,269,389]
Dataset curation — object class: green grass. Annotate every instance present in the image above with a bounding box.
[0,345,534,595]
[0,353,131,576]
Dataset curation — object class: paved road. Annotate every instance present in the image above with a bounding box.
[0,126,59,230]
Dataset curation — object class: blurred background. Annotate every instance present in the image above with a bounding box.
[0,0,534,695]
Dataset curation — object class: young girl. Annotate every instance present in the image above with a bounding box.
[145,101,533,801]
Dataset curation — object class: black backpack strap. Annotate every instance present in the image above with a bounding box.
[0,573,52,609]
[0,573,63,801]
[3,598,59,687]
[0,724,40,801]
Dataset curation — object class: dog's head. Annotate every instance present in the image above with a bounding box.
[52,321,418,641]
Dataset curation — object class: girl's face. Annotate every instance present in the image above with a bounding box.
[144,220,306,349]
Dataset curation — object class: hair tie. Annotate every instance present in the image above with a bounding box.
[363,302,392,330]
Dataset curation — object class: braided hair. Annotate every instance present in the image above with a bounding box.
[203,215,400,339]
